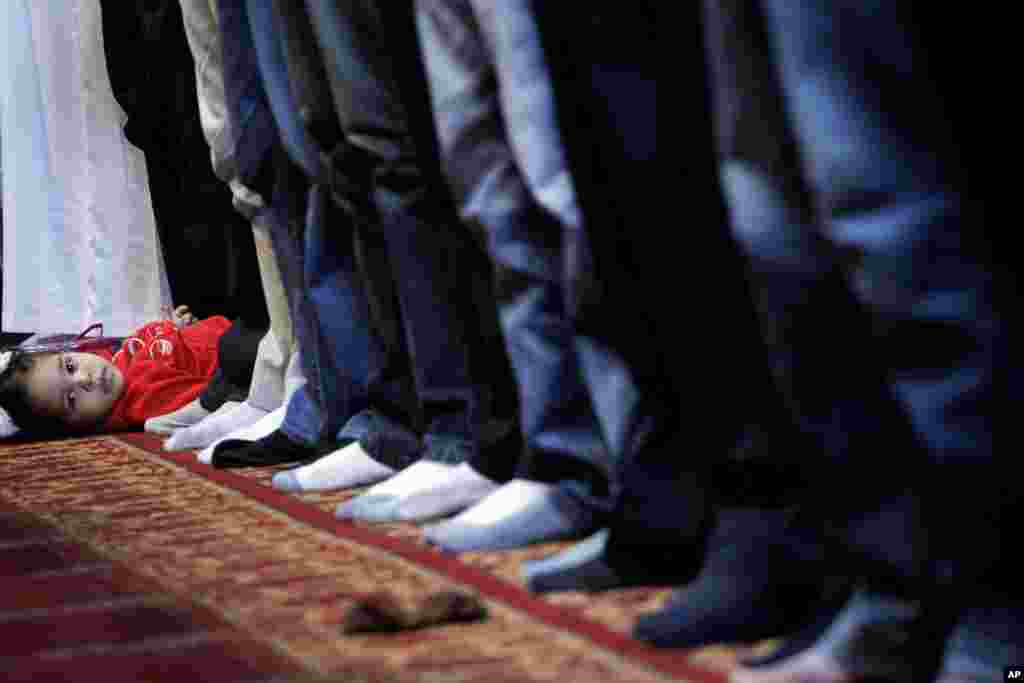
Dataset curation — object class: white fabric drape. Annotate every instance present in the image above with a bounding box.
[1,0,171,337]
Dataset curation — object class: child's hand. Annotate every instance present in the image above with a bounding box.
[169,305,197,328]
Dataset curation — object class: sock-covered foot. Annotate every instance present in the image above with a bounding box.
[210,429,317,468]
[195,405,285,464]
[524,518,708,594]
[730,588,948,683]
[632,508,834,648]
[335,462,499,522]
[522,528,619,592]
[422,479,597,553]
[272,441,396,493]
[738,591,852,669]
[144,398,215,435]
[207,399,245,420]
[730,651,855,683]
[164,401,268,451]
[633,565,832,650]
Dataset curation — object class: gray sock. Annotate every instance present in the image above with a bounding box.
[335,462,497,522]
[422,480,597,553]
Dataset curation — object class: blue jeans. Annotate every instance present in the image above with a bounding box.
[301,0,522,470]
[216,0,276,189]
[221,0,421,467]
[280,367,420,463]
[414,0,617,506]
[278,379,318,445]
[705,0,1007,588]
[536,1,743,554]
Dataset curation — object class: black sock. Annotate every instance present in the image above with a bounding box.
[633,508,840,649]
[737,581,853,667]
[211,429,317,468]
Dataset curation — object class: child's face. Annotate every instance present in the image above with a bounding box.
[24,352,124,430]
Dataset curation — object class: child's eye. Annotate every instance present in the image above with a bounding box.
[64,356,75,374]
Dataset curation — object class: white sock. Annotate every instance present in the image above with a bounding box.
[449,479,555,526]
[350,462,499,521]
[196,404,287,465]
[367,460,459,496]
[144,398,215,435]
[209,400,245,420]
[272,441,395,492]
[422,479,596,552]
[163,402,268,451]
[368,462,499,516]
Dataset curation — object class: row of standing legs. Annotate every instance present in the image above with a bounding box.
[149,1,1015,681]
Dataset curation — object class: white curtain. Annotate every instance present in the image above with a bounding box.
[1,0,171,337]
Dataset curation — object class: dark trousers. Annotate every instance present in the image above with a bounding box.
[533,1,776,557]
[220,0,520,473]
[100,0,266,322]
[199,317,266,411]
[296,0,522,472]
[226,0,420,466]
[703,0,1008,591]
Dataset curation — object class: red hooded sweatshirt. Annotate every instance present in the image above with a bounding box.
[94,316,232,431]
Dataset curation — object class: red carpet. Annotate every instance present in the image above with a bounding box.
[0,508,303,682]
[1,434,747,682]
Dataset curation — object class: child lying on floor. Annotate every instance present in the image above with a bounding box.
[0,307,231,439]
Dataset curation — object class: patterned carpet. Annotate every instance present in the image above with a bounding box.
[0,434,746,682]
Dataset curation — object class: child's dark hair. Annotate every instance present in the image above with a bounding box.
[0,349,71,437]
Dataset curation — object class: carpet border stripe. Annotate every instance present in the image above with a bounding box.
[114,433,725,683]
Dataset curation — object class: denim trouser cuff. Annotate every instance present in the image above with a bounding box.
[421,435,473,466]
[514,450,615,515]
[339,410,421,471]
